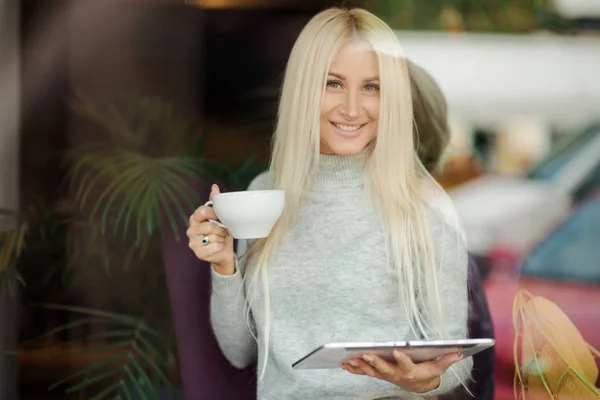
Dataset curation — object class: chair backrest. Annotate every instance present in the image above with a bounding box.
[161,182,256,400]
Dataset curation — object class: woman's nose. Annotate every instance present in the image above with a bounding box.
[340,91,360,119]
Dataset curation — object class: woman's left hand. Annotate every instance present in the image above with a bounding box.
[340,350,462,393]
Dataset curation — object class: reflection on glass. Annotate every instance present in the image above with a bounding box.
[520,199,600,283]
[527,126,600,182]
[513,290,600,399]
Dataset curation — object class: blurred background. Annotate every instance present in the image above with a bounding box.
[1,0,599,399]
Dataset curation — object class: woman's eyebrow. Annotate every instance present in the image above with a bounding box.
[327,72,379,82]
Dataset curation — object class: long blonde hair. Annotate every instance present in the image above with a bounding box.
[245,7,468,386]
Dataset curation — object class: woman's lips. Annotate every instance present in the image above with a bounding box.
[330,122,367,138]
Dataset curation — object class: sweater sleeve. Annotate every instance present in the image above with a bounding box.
[209,172,271,369]
[418,208,473,397]
[210,238,257,369]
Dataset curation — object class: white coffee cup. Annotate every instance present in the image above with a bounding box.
[204,190,285,239]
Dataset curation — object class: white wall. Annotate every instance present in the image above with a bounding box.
[555,0,600,18]
[396,31,600,131]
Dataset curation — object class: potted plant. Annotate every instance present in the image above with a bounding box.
[10,92,269,399]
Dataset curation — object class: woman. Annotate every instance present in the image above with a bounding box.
[409,60,495,400]
[188,8,472,399]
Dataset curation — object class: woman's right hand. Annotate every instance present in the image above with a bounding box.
[187,184,236,275]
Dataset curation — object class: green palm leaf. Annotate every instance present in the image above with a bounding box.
[65,366,124,393]
[120,381,135,400]
[32,304,164,338]
[123,365,150,400]
[0,210,27,271]
[67,95,221,247]
[112,177,152,240]
[128,352,160,400]
[49,354,126,391]
[133,341,171,386]
[0,209,29,295]
[89,381,122,400]
[22,304,174,399]
[69,150,214,243]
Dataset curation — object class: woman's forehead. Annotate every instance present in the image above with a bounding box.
[329,41,378,75]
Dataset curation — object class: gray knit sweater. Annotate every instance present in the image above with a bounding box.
[210,152,472,399]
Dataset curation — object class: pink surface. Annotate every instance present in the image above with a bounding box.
[485,275,600,396]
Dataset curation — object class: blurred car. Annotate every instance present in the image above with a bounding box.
[450,125,600,275]
[484,196,600,398]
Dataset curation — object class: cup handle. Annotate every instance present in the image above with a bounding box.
[203,200,227,229]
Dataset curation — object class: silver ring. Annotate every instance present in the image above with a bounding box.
[201,235,210,245]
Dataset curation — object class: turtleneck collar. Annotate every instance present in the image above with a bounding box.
[311,150,367,190]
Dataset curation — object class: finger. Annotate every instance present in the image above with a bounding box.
[352,358,381,379]
[192,242,225,261]
[342,364,363,375]
[343,360,366,375]
[428,353,463,376]
[362,354,395,377]
[198,221,229,237]
[339,363,352,373]
[187,221,229,239]
[392,350,417,376]
[189,205,218,225]
[189,234,226,248]
[209,184,220,200]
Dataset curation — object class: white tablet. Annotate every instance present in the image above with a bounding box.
[292,338,495,369]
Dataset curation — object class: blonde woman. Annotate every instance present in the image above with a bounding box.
[188,7,472,399]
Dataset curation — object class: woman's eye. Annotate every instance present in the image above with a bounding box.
[326,80,342,89]
[364,83,380,92]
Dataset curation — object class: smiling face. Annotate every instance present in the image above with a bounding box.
[320,40,380,155]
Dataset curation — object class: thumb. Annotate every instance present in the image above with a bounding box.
[434,352,462,373]
[209,184,220,201]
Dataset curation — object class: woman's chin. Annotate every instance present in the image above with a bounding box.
[320,143,369,156]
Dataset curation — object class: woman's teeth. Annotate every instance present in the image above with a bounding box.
[334,123,362,131]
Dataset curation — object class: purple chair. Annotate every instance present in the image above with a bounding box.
[161,182,256,400]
